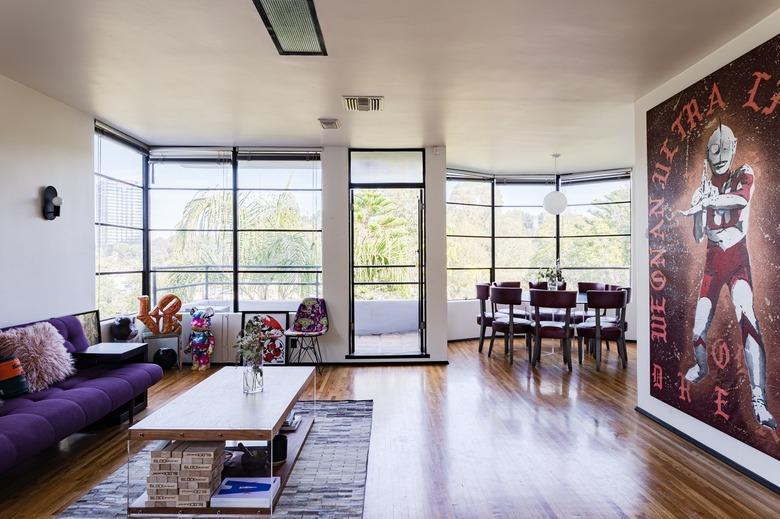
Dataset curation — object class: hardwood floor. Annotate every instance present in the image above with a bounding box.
[1,340,778,518]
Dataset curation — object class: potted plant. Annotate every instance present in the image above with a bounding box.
[538,261,565,290]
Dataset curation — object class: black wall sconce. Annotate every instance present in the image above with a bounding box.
[42,186,63,220]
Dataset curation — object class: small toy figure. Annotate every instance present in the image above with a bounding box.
[186,307,215,371]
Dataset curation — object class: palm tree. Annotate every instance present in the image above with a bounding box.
[352,189,418,299]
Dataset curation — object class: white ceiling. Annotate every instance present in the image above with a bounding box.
[0,0,777,173]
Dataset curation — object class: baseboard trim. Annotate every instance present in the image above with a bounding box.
[345,354,431,360]
[634,406,780,495]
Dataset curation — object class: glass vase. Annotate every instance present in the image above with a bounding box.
[549,279,559,290]
[243,361,264,394]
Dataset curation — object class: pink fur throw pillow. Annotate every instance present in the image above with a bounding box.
[0,322,75,392]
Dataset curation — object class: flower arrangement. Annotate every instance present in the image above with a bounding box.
[234,317,267,393]
[538,260,565,285]
[234,317,265,368]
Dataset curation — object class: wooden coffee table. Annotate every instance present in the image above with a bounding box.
[127,366,315,517]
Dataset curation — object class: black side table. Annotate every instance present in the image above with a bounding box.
[73,342,149,423]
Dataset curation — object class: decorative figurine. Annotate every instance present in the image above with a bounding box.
[186,307,215,371]
[110,316,138,341]
[137,294,182,335]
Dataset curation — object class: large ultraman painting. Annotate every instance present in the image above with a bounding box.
[647,35,780,458]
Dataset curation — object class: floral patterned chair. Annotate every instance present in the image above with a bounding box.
[284,298,328,370]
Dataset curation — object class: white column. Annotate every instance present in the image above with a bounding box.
[319,146,349,362]
[425,146,448,361]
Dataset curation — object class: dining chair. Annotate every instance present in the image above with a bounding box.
[572,282,607,323]
[475,283,498,353]
[599,285,631,351]
[494,281,525,318]
[488,286,533,364]
[575,290,627,371]
[529,289,577,370]
[530,281,568,320]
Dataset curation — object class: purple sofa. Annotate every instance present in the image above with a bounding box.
[0,315,163,474]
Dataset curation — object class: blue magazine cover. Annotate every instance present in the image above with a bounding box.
[210,477,281,508]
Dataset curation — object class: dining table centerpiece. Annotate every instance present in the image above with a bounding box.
[538,260,565,290]
[234,316,267,394]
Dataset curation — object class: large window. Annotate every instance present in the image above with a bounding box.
[446,178,492,299]
[446,172,631,299]
[95,128,324,314]
[94,132,145,317]
[559,177,631,287]
[146,150,322,311]
[237,157,322,309]
[494,181,556,288]
[148,152,234,310]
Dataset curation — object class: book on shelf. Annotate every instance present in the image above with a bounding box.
[210,477,280,508]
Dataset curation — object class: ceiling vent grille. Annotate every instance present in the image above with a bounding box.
[343,96,384,112]
[318,118,341,130]
[252,0,327,56]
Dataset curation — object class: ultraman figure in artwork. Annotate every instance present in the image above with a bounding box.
[680,123,776,429]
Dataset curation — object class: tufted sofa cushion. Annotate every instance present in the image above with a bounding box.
[0,363,163,473]
[46,316,90,353]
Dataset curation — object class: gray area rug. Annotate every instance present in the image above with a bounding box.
[59,400,372,518]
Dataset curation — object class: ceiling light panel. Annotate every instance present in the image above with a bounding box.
[252,0,327,56]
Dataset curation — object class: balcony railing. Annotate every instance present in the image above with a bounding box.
[150,264,322,306]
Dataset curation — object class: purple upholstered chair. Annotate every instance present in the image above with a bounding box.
[529,281,568,321]
[575,290,627,371]
[572,282,607,324]
[529,289,577,370]
[284,298,328,369]
[489,286,532,364]
[476,283,499,353]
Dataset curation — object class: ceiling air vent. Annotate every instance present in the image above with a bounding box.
[343,96,384,112]
[318,118,341,130]
[252,0,327,56]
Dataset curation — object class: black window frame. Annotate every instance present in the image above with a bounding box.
[94,125,149,318]
[95,122,324,315]
[347,148,428,358]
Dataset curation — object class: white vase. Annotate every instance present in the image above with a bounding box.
[549,280,559,290]
[242,362,263,394]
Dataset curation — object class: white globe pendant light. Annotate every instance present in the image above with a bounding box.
[543,190,568,215]
[543,153,568,215]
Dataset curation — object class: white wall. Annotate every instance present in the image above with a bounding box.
[0,74,94,328]
[634,9,780,487]
[447,300,482,340]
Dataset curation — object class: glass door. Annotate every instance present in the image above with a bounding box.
[348,150,426,357]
